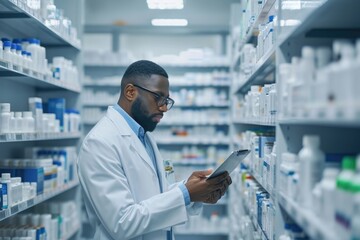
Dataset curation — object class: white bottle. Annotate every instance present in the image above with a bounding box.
[300,46,316,117]
[298,135,325,208]
[28,97,43,133]
[1,173,12,209]
[9,112,16,135]
[354,40,360,119]
[287,57,300,117]
[269,84,277,124]
[333,43,355,119]
[11,43,19,67]
[21,51,28,70]
[280,152,297,197]
[320,168,339,227]
[336,156,356,239]
[15,44,23,71]
[313,47,332,118]
[27,52,34,71]
[63,111,69,132]
[37,40,46,74]
[22,111,35,133]
[26,39,39,72]
[14,112,24,134]
[351,194,360,240]
[3,41,13,69]
[0,103,11,134]
[270,142,277,188]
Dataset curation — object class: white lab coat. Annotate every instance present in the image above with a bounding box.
[77,106,202,240]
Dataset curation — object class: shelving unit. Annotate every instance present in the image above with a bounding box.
[156,138,230,145]
[0,181,79,221]
[232,120,275,127]
[0,62,81,93]
[234,48,275,94]
[81,22,232,239]
[230,0,360,240]
[278,193,337,240]
[0,0,83,239]
[0,132,81,142]
[0,0,81,49]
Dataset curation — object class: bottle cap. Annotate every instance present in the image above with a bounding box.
[22,111,33,118]
[302,46,315,59]
[323,168,339,179]
[303,135,320,147]
[1,173,11,180]
[342,156,356,170]
[0,103,10,112]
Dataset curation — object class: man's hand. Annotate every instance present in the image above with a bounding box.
[185,169,232,204]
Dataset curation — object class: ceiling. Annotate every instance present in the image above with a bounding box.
[85,0,239,30]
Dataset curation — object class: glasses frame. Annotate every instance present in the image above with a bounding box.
[133,84,175,110]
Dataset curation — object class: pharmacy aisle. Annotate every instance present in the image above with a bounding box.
[0,0,83,239]
[229,0,360,240]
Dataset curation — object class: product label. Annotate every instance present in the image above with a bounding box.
[2,184,8,209]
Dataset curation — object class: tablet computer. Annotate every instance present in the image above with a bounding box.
[207,149,250,180]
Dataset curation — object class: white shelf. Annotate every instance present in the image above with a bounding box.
[0,61,81,93]
[248,170,276,198]
[159,120,230,126]
[174,230,228,236]
[278,0,360,48]
[0,0,81,49]
[62,223,81,240]
[278,193,337,240]
[233,119,276,127]
[0,181,79,221]
[278,118,360,128]
[171,82,231,88]
[173,159,216,166]
[234,48,275,94]
[174,103,230,108]
[239,0,277,50]
[83,82,120,87]
[156,137,230,145]
[84,63,230,68]
[0,132,81,143]
[83,102,112,107]
[242,195,270,240]
[83,103,230,109]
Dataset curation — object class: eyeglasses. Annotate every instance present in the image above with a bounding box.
[133,84,175,110]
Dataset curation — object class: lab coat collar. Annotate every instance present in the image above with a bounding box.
[106,106,158,175]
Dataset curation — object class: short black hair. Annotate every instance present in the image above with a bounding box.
[121,60,168,91]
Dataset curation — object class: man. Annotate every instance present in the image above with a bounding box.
[77,60,232,240]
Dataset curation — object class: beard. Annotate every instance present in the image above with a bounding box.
[131,98,158,132]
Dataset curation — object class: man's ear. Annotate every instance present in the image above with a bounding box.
[124,84,137,101]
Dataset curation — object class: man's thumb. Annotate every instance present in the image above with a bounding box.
[195,169,213,177]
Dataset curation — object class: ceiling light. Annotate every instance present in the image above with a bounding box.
[151,19,188,26]
[147,0,184,10]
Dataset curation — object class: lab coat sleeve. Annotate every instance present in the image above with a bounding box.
[171,181,203,216]
[78,134,189,239]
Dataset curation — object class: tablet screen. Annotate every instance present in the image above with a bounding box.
[207,149,250,180]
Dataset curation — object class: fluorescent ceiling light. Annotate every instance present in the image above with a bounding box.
[151,19,188,26]
[147,0,184,9]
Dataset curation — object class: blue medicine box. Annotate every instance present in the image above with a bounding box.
[47,98,66,131]
[0,167,44,195]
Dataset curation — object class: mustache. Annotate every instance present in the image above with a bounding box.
[150,113,163,118]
